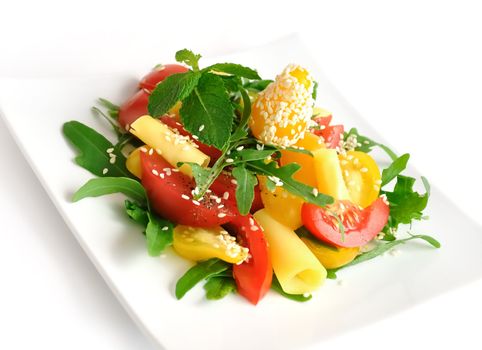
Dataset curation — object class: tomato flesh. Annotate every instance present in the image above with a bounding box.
[139,64,189,91]
[140,151,237,227]
[118,89,149,130]
[312,115,344,149]
[301,198,389,248]
[225,215,272,305]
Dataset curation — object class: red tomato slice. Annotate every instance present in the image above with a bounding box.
[225,215,272,305]
[210,173,264,214]
[311,116,344,149]
[140,151,237,227]
[118,89,149,130]
[159,116,222,165]
[139,64,189,91]
[301,198,389,248]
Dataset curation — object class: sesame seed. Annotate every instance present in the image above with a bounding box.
[159,173,165,179]
[364,140,370,144]
[192,200,200,206]
[181,194,190,200]
[140,147,148,153]
[156,148,162,155]
[106,148,114,153]
[109,155,116,164]
[218,213,227,218]
[102,168,108,175]
[250,226,259,231]
[236,146,244,151]
[217,204,224,209]
[148,148,154,155]
[161,226,169,231]
[312,188,319,196]
[225,158,234,163]
[192,135,199,140]
[223,192,230,200]
[231,179,238,185]
[198,124,205,132]
[152,169,159,176]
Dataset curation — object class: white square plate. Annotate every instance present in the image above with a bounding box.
[1,37,480,350]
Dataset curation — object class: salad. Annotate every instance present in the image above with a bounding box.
[63,49,440,304]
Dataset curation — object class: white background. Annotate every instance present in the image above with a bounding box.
[0,0,481,349]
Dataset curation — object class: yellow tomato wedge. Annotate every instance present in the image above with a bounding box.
[339,151,381,208]
[258,176,304,230]
[126,146,146,178]
[280,133,325,187]
[172,225,248,264]
[249,64,314,147]
[300,236,359,269]
[313,148,352,201]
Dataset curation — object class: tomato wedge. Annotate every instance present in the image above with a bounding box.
[312,115,344,149]
[159,116,222,165]
[209,172,264,214]
[225,215,272,305]
[301,198,389,248]
[118,89,149,130]
[140,151,237,227]
[139,64,189,91]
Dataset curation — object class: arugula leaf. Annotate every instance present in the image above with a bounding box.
[72,177,146,204]
[97,98,120,119]
[344,128,398,161]
[204,63,260,80]
[232,166,258,215]
[271,276,312,302]
[384,175,429,228]
[233,149,276,163]
[243,79,273,91]
[247,160,334,207]
[175,49,201,71]
[125,200,149,226]
[145,212,174,256]
[381,153,410,186]
[181,162,211,189]
[203,277,237,300]
[63,121,132,178]
[175,258,230,299]
[237,86,252,131]
[180,73,234,149]
[327,234,441,278]
[148,71,201,117]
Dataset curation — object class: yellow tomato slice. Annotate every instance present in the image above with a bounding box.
[258,176,304,230]
[339,151,381,208]
[173,225,248,264]
[300,236,359,269]
[313,148,352,201]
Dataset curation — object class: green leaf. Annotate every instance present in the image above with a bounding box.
[384,175,429,227]
[72,177,146,203]
[181,162,211,189]
[63,121,132,178]
[180,73,234,149]
[312,80,318,100]
[271,276,312,302]
[124,200,149,226]
[98,98,120,118]
[145,212,173,256]
[175,258,230,299]
[204,63,261,80]
[421,176,431,197]
[203,277,237,300]
[247,160,334,207]
[232,166,258,216]
[344,128,398,161]
[175,49,201,71]
[148,71,201,117]
[243,79,273,91]
[233,149,276,163]
[237,87,252,131]
[327,234,441,276]
[381,153,410,186]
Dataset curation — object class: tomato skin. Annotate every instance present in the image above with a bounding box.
[118,89,149,130]
[139,64,189,91]
[312,116,344,149]
[140,151,237,227]
[225,215,273,305]
[301,198,389,248]
[209,173,263,214]
[159,116,222,165]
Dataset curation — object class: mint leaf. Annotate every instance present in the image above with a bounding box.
[247,160,334,207]
[204,63,260,80]
[243,79,273,91]
[146,212,173,256]
[72,177,146,204]
[203,276,237,300]
[381,153,410,186]
[232,166,258,215]
[327,234,441,277]
[175,258,230,299]
[271,276,312,302]
[63,121,132,178]
[180,73,234,149]
[148,71,201,117]
[175,49,201,71]
[125,200,149,226]
[384,175,429,227]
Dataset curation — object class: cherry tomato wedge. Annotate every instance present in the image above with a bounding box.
[225,215,272,305]
[301,198,389,248]
[139,64,189,91]
[209,172,264,214]
[312,115,344,149]
[140,151,237,227]
[159,116,222,165]
[118,89,149,130]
